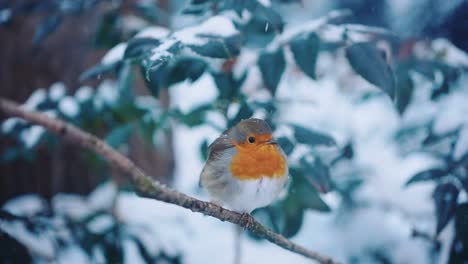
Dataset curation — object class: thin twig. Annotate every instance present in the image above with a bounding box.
[0,97,338,264]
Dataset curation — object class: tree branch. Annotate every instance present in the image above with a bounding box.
[0,97,338,264]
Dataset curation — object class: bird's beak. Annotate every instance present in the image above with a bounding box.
[266,140,278,145]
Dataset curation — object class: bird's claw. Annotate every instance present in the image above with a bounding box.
[239,213,254,230]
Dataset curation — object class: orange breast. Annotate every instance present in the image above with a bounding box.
[229,144,287,180]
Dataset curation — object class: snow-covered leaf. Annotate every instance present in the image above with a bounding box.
[453,126,468,160]
[58,96,80,118]
[187,34,242,59]
[124,38,161,60]
[23,89,47,111]
[20,125,45,148]
[166,57,208,85]
[346,42,395,99]
[49,83,66,102]
[102,43,127,65]
[246,1,284,33]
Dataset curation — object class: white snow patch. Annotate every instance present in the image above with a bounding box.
[136,26,170,39]
[87,214,115,234]
[174,15,238,46]
[169,73,218,114]
[75,86,94,102]
[1,117,25,133]
[52,194,91,220]
[96,80,119,107]
[432,38,468,67]
[49,82,66,101]
[123,239,146,264]
[122,15,149,32]
[3,195,46,216]
[58,96,80,117]
[102,42,127,65]
[20,125,45,148]
[57,246,91,264]
[0,8,11,22]
[454,125,468,160]
[23,89,46,110]
[88,181,118,211]
[257,0,271,7]
[433,89,468,134]
[43,110,58,119]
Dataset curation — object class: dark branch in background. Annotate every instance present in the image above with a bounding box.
[0,98,338,264]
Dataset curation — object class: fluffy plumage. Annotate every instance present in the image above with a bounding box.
[200,118,288,213]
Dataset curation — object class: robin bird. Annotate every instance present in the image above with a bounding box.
[200,118,289,214]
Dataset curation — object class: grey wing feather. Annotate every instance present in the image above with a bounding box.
[198,133,234,187]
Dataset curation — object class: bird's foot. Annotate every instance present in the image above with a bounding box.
[239,212,254,230]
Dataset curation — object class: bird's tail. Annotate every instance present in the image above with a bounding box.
[233,224,243,264]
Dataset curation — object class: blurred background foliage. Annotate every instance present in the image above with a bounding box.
[0,0,467,263]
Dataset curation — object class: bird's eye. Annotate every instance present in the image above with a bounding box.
[248,137,255,143]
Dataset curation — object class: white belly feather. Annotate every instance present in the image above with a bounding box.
[224,176,287,213]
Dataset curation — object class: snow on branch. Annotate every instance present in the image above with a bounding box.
[0,97,338,264]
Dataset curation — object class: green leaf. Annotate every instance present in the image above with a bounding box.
[80,62,119,81]
[266,194,304,238]
[346,42,395,99]
[212,71,247,101]
[277,136,294,156]
[405,168,448,187]
[33,14,63,44]
[140,63,168,98]
[131,236,156,263]
[187,34,242,59]
[105,124,133,148]
[94,11,122,48]
[395,67,414,115]
[290,32,320,79]
[0,228,32,263]
[448,203,468,263]
[124,38,162,60]
[281,197,304,238]
[290,168,331,212]
[118,62,133,99]
[433,182,459,236]
[246,1,284,33]
[176,104,213,127]
[228,102,253,127]
[299,156,333,194]
[200,139,209,161]
[166,57,208,86]
[258,48,286,95]
[290,124,336,147]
